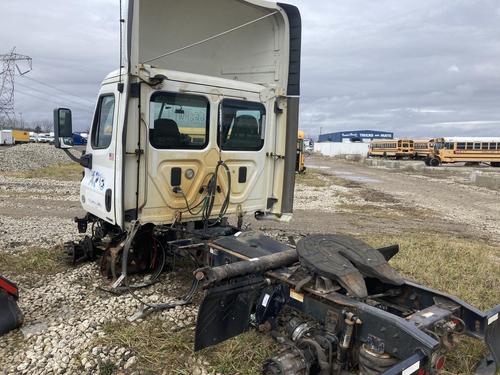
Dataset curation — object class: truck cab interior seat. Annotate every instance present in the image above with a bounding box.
[153,118,181,148]
[224,115,262,150]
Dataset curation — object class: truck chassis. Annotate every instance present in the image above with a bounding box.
[65,217,500,375]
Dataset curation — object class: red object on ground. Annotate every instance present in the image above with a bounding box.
[0,275,18,299]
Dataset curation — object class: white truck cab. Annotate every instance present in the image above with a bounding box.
[54,0,301,232]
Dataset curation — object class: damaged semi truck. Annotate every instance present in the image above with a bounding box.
[53,0,499,374]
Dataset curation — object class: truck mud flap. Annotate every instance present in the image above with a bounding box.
[482,307,500,373]
[194,276,265,351]
[0,290,23,335]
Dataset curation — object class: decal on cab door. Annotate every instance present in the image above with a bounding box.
[90,170,105,191]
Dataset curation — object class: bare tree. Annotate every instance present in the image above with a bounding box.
[31,120,52,132]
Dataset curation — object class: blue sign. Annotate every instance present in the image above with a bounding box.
[319,130,394,143]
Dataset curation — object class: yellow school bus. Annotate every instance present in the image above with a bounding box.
[368,139,414,159]
[296,130,306,173]
[413,139,433,159]
[426,137,500,167]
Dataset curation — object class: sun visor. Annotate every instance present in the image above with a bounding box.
[126,0,295,93]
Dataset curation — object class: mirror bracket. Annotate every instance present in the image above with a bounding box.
[62,149,92,169]
[80,153,92,169]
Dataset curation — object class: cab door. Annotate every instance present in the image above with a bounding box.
[80,87,119,224]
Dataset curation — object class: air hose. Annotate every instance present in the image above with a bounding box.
[202,160,231,231]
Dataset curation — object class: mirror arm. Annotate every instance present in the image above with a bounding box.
[63,149,92,169]
[62,148,81,163]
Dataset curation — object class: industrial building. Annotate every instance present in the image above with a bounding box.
[316,130,394,157]
[318,130,394,143]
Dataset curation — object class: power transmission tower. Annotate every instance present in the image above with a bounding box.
[0,47,32,128]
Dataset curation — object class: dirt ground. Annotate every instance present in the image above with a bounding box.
[253,155,500,246]
[0,151,499,374]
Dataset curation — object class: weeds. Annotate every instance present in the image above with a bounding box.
[296,169,332,188]
[98,360,117,375]
[100,319,277,374]
[0,246,67,276]
[18,163,83,181]
[363,233,500,373]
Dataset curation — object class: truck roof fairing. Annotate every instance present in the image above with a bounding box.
[125,0,301,96]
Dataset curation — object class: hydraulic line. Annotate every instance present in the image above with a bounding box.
[127,278,200,321]
[202,160,231,231]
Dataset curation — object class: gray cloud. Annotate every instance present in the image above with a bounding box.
[0,0,118,130]
[1,0,500,137]
[287,0,500,138]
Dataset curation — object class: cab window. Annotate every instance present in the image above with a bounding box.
[149,92,209,150]
[218,99,265,151]
[91,95,115,149]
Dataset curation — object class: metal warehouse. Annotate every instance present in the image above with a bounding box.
[318,130,394,143]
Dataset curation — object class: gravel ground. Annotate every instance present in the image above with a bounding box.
[1,150,499,374]
[0,144,73,171]
[306,155,500,244]
[0,144,211,374]
[0,175,81,251]
[0,266,199,375]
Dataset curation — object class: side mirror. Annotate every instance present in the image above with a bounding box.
[53,108,74,149]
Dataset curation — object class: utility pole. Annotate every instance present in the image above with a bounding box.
[0,47,32,128]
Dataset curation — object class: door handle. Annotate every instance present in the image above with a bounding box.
[105,189,112,212]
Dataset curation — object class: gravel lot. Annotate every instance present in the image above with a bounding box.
[0,144,71,172]
[0,146,498,374]
[0,145,204,375]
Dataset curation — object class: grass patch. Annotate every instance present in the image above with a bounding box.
[362,232,500,373]
[0,246,67,276]
[204,331,278,375]
[100,319,277,374]
[363,233,499,310]
[338,202,432,221]
[296,169,331,188]
[297,169,361,189]
[19,163,83,181]
[98,360,117,375]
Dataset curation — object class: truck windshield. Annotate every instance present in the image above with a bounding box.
[149,92,209,150]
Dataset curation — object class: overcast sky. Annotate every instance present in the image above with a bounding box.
[1,0,500,138]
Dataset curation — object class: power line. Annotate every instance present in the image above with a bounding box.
[16,88,94,112]
[16,80,95,108]
[20,75,95,105]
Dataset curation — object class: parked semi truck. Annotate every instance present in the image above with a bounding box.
[53,1,498,374]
